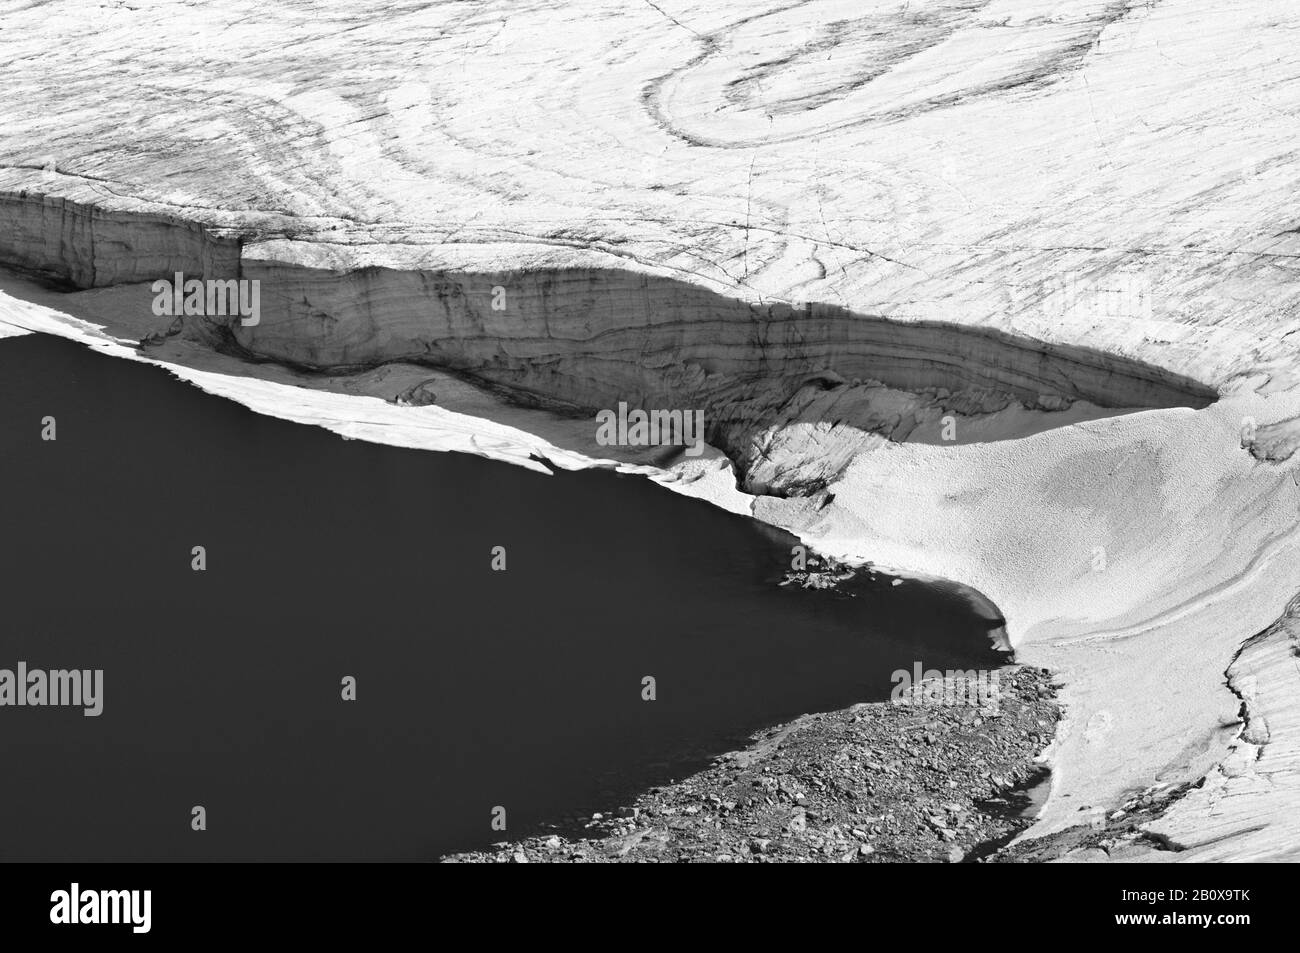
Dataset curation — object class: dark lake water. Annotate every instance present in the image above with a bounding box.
[0,332,1005,861]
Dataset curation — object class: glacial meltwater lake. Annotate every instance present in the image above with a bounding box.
[0,333,1005,860]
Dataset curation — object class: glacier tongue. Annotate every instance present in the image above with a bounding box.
[3,0,1300,860]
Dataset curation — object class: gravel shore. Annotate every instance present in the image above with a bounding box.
[445,665,1060,863]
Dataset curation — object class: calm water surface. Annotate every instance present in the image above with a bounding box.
[0,333,1004,860]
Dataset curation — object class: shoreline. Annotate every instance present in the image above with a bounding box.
[444,666,1061,863]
